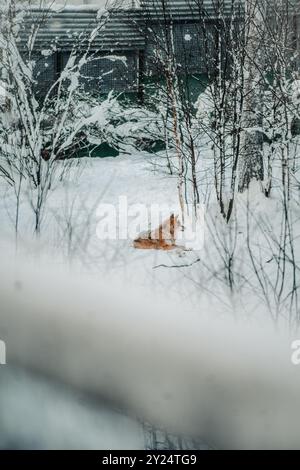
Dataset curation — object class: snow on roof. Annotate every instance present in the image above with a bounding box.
[45,1,139,11]
[19,0,245,53]
[20,5,145,51]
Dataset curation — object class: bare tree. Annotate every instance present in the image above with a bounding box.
[0,0,123,237]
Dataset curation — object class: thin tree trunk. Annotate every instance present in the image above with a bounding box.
[238,0,265,192]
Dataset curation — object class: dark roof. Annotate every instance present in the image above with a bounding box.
[139,0,244,19]
[20,7,144,52]
[19,1,246,52]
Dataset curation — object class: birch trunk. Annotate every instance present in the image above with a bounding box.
[238,0,265,191]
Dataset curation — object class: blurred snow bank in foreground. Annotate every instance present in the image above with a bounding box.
[0,243,300,449]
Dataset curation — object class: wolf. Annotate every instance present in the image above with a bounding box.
[134,214,181,250]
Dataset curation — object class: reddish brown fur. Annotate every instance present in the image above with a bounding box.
[134,214,180,251]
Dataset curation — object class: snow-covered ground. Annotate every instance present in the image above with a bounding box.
[0,366,145,450]
[1,149,300,449]
[1,148,297,320]
[0,152,212,450]
[0,152,212,308]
